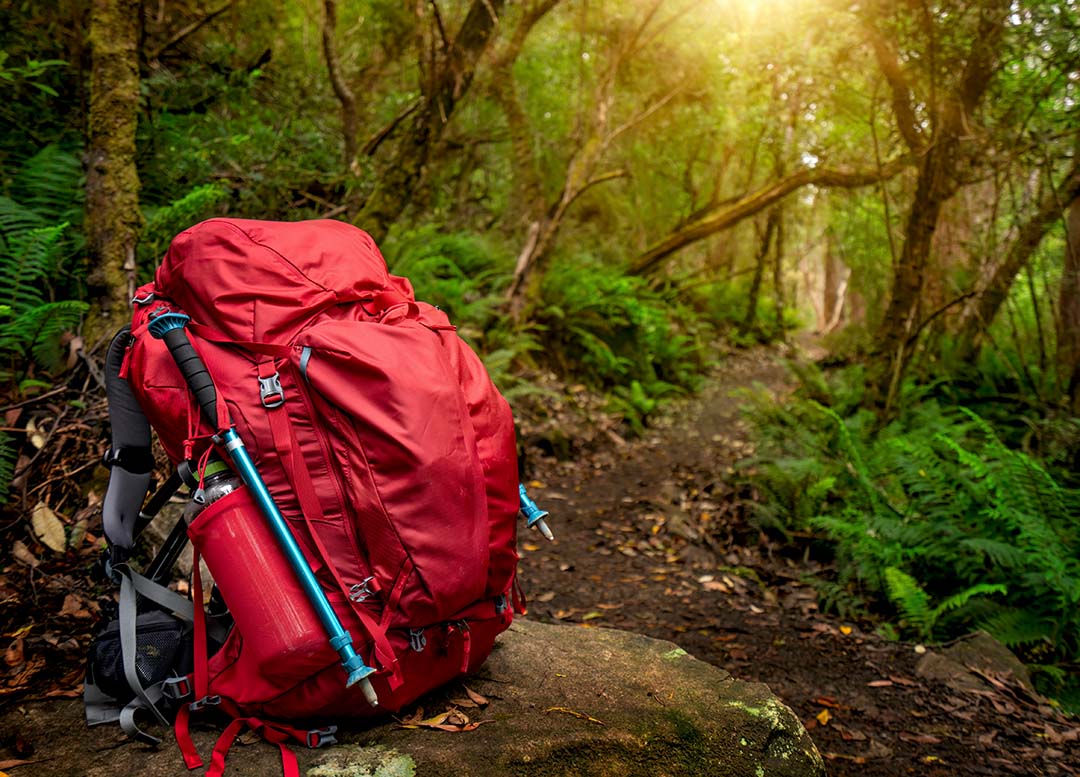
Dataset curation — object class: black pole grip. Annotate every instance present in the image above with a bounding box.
[161,327,219,426]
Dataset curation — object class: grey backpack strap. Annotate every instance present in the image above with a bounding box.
[118,571,171,731]
[84,677,122,727]
[101,327,154,554]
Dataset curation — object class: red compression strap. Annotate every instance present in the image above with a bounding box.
[263,385,403,690]
[191,548,209,702]
[380,558,414,631]
[459,625,472,675]
[206,718,246,777]
[174,703,203,770]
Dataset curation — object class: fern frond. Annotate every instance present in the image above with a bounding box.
[883,567,932,633]
[13,145,84,225]
[0,223,67,312]
[0,432,16,503]
[0,299,87,373]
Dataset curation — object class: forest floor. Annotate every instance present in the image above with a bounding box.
[1,340,1079,775]
[515,341,1080,777]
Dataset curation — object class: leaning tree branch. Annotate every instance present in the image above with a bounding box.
[147,2,232,61]
[629,156,911,276]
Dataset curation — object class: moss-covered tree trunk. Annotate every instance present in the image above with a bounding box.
[85,0,143,341]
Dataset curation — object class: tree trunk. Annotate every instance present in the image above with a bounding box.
[822,229,840,332]
[868,0,1009,409]
[739,209,778,336]
[322,0,359,169]
[355,0,507,242]
[1057,197,1080,406]
[85,0,143,340]
[953,161,1080,362]
[772,205,787,341]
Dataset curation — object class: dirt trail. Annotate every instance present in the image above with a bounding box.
[517,344,1080,777]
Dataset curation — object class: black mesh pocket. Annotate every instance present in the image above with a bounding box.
[86,611,193,703]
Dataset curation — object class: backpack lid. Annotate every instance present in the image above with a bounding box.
[154,218,413,343]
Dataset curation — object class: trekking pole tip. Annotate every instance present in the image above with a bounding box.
[534,518,555,542]
[350,675,379,707]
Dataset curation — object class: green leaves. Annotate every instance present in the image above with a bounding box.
[747,365,1080,693]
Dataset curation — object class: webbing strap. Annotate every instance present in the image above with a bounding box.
[206,716,301,777]
[457,623,472,676]
[263,387,403,690]
[174,704,203,770]
[191,548,210,703]
[118,571,170,732]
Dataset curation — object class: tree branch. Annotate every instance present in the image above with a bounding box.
[629,156,911,276]
[148,2,232,61]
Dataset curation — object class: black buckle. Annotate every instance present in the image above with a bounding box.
[306,726,337,748]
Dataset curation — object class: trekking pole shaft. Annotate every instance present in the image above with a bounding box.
[148,313,379,705]
[221,429,378,702]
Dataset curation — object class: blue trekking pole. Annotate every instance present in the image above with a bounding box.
[519,484,554,541]
[148,312,379,707]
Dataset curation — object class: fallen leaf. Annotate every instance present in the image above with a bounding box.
[899,732,942,744]
[522,543,541,552]
[888,675,918,687]
[0,760,38,771]
[839,625,853,636]
[4,639,24,667]
[867,680,893,688]
[419,712,451,727]
[816,709,831,726]
[463,687,489,707]
[535,591,556,603]
[11,542,39,568]
[44,685,83,698]
[59,594,90,619]
[581,611,604,621]
[31,503,66,554]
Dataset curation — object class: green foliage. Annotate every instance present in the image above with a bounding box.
[746,364,1080,690]
[535,257,711,434]
[139,184,229,271]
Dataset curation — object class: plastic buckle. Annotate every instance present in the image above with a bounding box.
[306,726,338,749]
[349,577,376,603]
[494,594,508,616]
[259,373,285,408]
[188,695,221,712]
[162,676,193,701]
[408,628,427,653]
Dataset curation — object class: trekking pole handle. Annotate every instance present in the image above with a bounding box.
[146,313,218,425]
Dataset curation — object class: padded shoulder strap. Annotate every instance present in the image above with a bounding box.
[102,326,153,551]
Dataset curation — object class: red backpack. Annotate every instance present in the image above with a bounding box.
[89,218,530,773]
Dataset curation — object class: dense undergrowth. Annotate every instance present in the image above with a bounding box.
[744,360,1080,711]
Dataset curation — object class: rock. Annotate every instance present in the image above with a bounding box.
[916,630,1035,694]
[0,620,823,776]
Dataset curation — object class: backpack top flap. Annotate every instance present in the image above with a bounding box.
[154,218,414,343]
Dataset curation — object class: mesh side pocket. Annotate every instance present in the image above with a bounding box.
[87,610,191,704]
